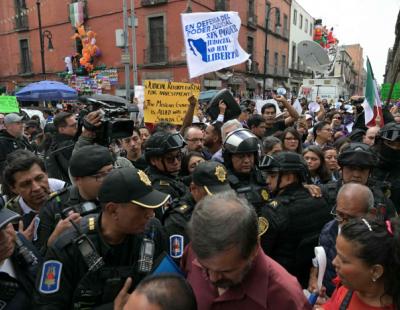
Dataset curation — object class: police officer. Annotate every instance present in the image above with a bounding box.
[0,207,42,308]
[38,145,114,252]
[259,152,331,287]
[321,142,397,220]
[222,128,268,215]
[145,132,188,216]
[163,161,231,257]
[371,122,400,213]
[33,167,169,308]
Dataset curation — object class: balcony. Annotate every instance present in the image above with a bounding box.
[141,0,167,6]
[264,65,289,77]
[144,47,168,65]
[247,14,258,29]
[290,62,312,73]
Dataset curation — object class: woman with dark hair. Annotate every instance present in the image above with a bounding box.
[317,217,399,310]
[303,145,332,184]
[281,127,303,154]
[179,151,205,186]
[323,146,340,181]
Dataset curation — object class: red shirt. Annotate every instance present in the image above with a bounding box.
[181,245,311,310]
[323,286,394,310]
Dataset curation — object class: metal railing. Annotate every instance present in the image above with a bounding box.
[144,46,168,64]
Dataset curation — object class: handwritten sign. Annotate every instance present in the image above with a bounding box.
[181,11,249,78]
[0,96,19,113]
[144,81,200,125]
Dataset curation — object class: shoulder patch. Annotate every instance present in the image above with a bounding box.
[159,180,170,186]
[39,260,63,294]
[261,189,269,201]
[170,234,184,259]
[258,217,269,237]
[48,192,58,199]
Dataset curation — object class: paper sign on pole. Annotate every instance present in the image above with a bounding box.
[181,11,250,79]
[144,81,200,125]
[0,96,19,113]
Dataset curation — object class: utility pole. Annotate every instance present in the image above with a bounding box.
[123,0,131,101]
[131,0,138,88]
[36,0,45,79]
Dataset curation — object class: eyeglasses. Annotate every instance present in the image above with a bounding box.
[330,206,356,224]
[164,151,183,164]
[284,137,297,141]
[333,117,342,120]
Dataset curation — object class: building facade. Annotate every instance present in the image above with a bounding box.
[288,0,313,94]
[0,0,291,99]
[343,44,365,95]
[384,9,400,85]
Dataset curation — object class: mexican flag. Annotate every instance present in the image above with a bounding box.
[363,58,383,127]
[69,2,84,28]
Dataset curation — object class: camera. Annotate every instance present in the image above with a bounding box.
[78,96,134,146]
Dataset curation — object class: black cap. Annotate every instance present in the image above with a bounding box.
[25,120,40,128]
[99,167,170,208]
[192,161,232,195]
[70,145,114,177]
[0,207,21,230]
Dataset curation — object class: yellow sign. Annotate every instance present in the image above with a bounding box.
[144,80,200,125]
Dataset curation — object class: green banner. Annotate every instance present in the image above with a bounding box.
[381,83,400,100]
[0,96,19,113]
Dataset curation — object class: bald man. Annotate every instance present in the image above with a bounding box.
[362,126,380,146]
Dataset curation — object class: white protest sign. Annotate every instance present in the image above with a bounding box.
[181,11,250,79]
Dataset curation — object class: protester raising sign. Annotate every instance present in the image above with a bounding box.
[144,80,200,125]
[181,11,250,79]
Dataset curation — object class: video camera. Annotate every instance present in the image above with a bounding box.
[78,96,134,146]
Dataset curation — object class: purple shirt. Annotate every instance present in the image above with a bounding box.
[182,245,311,310]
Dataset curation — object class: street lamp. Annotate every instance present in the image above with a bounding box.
[263,6,281,99]
[36,0,55,79]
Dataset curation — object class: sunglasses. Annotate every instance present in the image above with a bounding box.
[164,151,183,164]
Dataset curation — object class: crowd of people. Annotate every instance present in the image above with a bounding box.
[0,91,400,310]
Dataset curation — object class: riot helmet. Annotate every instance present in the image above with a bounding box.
[337,142,376,168]
[373,122,400,165]
[222,128,260,169]
[145,131,185,163]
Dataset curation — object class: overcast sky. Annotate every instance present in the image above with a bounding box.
[298,0,400,85]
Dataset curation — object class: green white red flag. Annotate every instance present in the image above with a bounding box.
[363,58,383,127]
[69,2,84,28]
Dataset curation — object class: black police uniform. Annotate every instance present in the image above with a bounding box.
[260,184,331,288]
[37,186,100,253]
[0,233,42,308]
[162,192,196,247]
[146,166,188,202]
[227,168,268,215]
[33,214,165,309]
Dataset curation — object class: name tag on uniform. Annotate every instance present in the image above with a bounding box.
[39,260,62,294]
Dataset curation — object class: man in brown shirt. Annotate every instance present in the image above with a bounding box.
[181,191,311,310]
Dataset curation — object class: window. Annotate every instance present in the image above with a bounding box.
[275,9,280,32]
[14,0,28,29]
[266,2,271,29]
[215,0,226,11]
[291,43,296,67]
[249,0,255,17]
[310,23,313,36]
[247,36,254,58]
[283,14,288,37]
[305,18,308,33]
[282,54,286,68]
[293,9,297,25]
[266,49,269,66]
[19,39,31,73]
[300,14,303,29]
[274,52,278,67]
[148,16,165,63]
